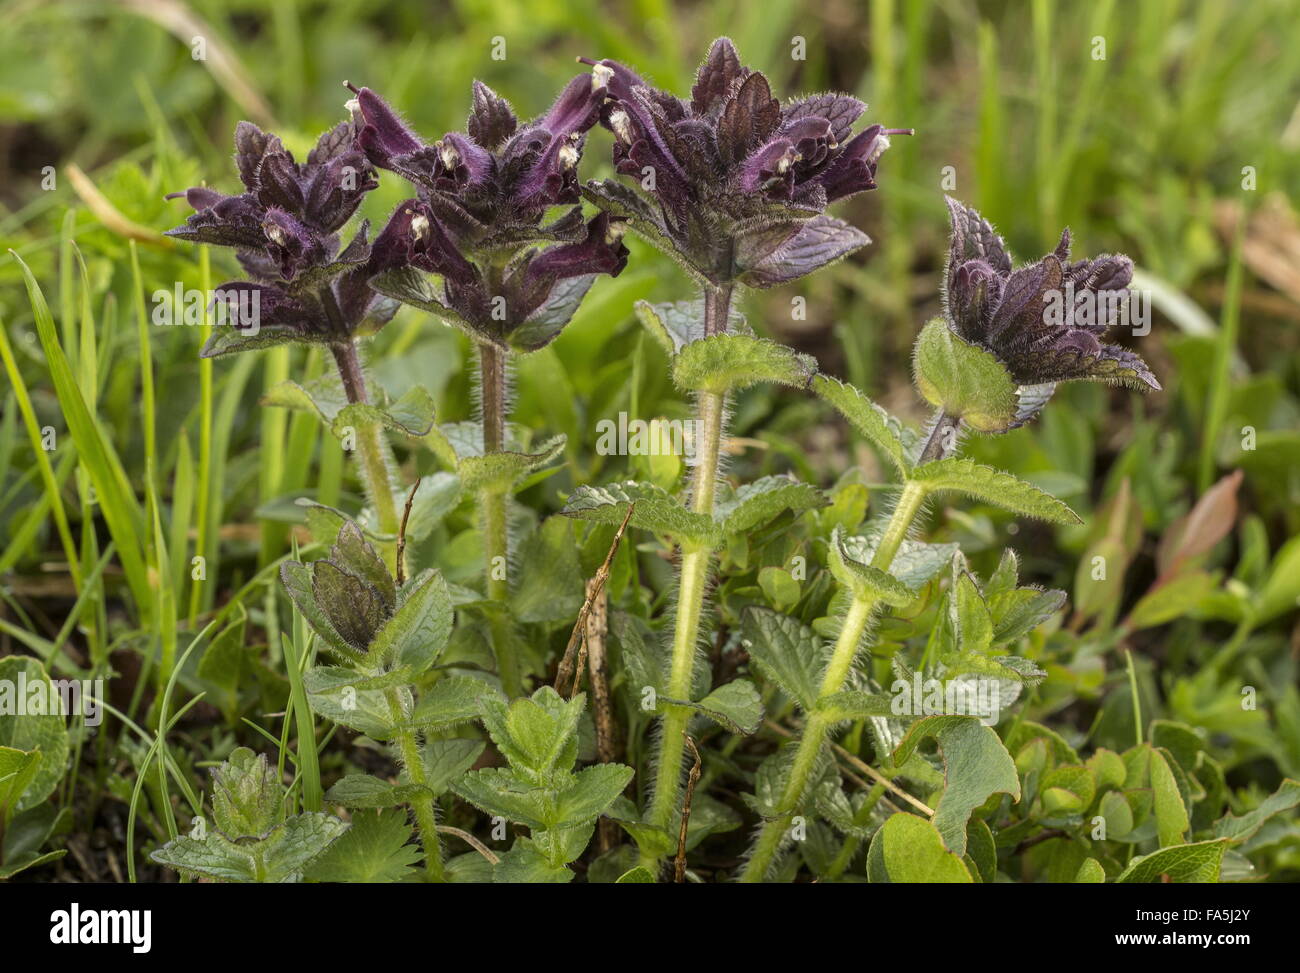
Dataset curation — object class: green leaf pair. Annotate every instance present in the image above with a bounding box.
[263,374,437,440]
[561,475,827,547]
[451,688,635,881]
[151,749,347,883]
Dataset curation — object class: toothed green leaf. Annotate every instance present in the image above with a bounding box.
[828,527,917,606]
[813,374,913,474]
[303,809,420,883]
[560,481,717,544]
[910,459,1082,524]
[716,475,827,535]
[672,334,817,394]
[740,607,825,712]
[459,435,567,493]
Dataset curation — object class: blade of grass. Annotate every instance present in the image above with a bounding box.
[124,692,206,883]
[258,346,291,563]
[1032,0,1057,238]
[11,252,150,611]
[976,23,1007,223]
[189,245,214,624]
[0,318,82,585]
[1198,212,1245,492]
[169,429,195,600]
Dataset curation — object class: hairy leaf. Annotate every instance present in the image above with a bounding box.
[369,569,453,672]
[303,808,420,883]
[812,374,913,474]
[913,318,1020,433]
[324,775,427,808]
[738,215,870,287]
[740,608,825,711]
[560,481,716,544]
[716,475,826,535]
[910,459,1082,524]
[672,334,817,394]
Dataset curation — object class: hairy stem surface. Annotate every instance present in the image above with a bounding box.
[642,286,731,872]
[476,341,523,698]
[740,480,927,882]
[329,340,400,539]
[385,688,444,882]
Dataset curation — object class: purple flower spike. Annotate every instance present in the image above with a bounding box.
[348,78,605,253]
[580,37,907,287]
[352,75,625,351]
[941,196,1160,409]
[166,116,388,358]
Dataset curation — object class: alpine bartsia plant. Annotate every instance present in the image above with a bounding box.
[348,76,629,698]
[152,748,347,882]
[165,118,428,560]
[452,688,634,882]
[737,199,1159,882]
[558,37,907,875]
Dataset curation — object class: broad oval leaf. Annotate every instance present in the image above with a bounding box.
[892,715,1020,855]
[867,812,973,883]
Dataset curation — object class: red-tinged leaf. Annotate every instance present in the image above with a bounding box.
[1156,470,1242,577]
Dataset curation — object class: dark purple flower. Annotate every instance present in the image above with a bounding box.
[368,201,628,352]
[510,213,629,320]
[350,77,626,351]
[167,120,378,272]
[942,196,1160,397]
[579,38,909,287]
[165,119,399,357]
[347,75,606,254]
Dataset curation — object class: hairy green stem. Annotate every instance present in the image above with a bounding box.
[702,282,734,337]
[476,342,523,698]
[385,688,444,881]
[740,480,927,882]
[329,340,399,539]
[641,289,731,872]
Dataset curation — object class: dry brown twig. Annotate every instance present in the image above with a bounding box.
[581,576,622,853]
[396,477,421,585]
[554,502,635,697]
[674,733,703,883]
[436,825,500,865]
